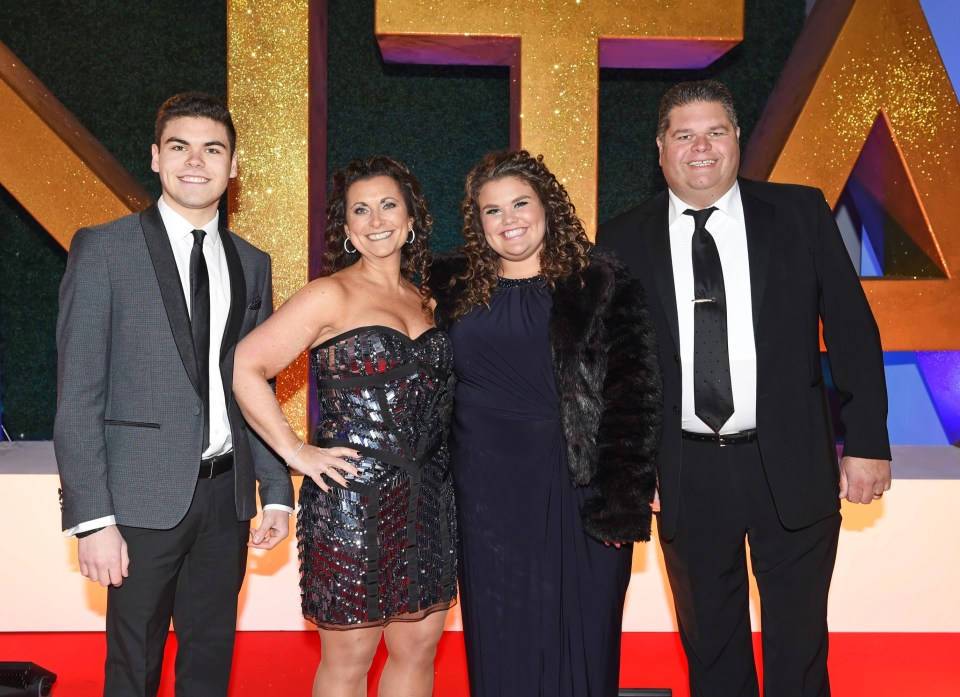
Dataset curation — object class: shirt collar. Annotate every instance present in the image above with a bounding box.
[667,180,742,228]
[157,196,221,247]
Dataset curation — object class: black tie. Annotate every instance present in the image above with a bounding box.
[190,229,210,452]
[685,207,734,433]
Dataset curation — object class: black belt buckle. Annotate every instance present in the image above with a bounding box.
[682,429,757,447]
[199,451,234,479]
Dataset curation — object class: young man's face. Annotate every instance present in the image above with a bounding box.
[151,116,237,226]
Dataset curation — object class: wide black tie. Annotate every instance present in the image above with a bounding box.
[685,207,734,433]
[190,229,210,452]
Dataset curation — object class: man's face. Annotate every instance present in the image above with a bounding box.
[656,100,740,209]
[151,116,237,226]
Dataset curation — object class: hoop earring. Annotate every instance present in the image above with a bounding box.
[406,229,416,245]
[344,237,357,254]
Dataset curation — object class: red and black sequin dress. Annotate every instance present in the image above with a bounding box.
[298,325,457,628]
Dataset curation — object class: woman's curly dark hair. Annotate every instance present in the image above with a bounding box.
[428,150,590,320]
[321,156,434,313]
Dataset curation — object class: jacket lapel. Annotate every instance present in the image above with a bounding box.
[642,194,681,354]
[739,180,774,332]
[218,229,246,363]
[140,205,202,398]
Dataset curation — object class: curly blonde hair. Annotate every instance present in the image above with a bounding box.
[321,156,434,313]
[430,150,590,321]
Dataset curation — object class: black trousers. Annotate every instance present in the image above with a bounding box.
[660,439,840,697]
[104,471,249,697]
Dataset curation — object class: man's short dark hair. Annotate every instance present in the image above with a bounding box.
[154,92,236,153]
[657,80,739,141]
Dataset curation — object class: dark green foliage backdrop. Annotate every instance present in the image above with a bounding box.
[0,1,227,439]
[0,0,803,439]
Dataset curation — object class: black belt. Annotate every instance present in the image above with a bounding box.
[682,429,757,446]
[199,451,234,479]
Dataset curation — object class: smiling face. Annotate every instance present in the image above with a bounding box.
[476,175,547,278]
[343,175,414,262]
[151,116,237,227]
[657,100,741,209]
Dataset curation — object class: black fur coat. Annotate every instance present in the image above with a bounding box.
[429,249,663,543]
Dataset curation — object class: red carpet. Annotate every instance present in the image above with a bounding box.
[1,632,958,695]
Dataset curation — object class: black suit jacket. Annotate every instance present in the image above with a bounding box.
[596,178,890,539]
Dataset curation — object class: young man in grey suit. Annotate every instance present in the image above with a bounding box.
[54,92,295,696]
[597,81,891,696]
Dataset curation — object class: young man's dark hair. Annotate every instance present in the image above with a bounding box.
[154,91,237,153]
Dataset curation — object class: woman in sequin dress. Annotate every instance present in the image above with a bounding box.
[234,156,456,697]
[427,150,662,697]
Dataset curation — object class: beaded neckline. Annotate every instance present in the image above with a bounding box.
[497,274,545,287]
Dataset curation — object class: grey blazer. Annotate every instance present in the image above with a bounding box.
[54,204,294,531]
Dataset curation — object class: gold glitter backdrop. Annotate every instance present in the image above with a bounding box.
[5,0,954,440]
[0,41,151,249]
[227,0,311,435]
[375,0,744,237]
[742,0,960,350]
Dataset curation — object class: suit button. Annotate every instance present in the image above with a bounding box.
[673,354,680,363]
[194,405,201,415]
[673,406,680,415]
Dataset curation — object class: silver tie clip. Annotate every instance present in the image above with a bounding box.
[692,297,717,304]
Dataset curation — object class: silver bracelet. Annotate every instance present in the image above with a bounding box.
[286,440,306,467]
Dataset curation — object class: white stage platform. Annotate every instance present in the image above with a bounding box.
[2,441,958,633]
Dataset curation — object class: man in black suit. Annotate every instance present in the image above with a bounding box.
[55,93,294,696]
[597,80,891,696]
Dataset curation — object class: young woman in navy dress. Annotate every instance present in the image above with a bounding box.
[427,150,662,696]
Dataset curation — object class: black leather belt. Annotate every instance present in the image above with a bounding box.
[199,451,234,479]
[682,429,757,446]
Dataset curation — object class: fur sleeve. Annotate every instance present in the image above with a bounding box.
[580,263,663,543]
[425,253,461,457]
[425,253,468,331]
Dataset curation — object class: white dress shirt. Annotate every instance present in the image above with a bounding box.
[668,182,758,434]
[158,196,233,458]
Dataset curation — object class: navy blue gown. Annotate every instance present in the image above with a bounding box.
[449,276,633,697]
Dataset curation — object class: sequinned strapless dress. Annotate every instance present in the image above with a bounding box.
[298,325,457,628]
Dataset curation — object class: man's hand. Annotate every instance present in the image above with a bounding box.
[78,525,129,587]
[249,509,290,549]
[839,456,892,504]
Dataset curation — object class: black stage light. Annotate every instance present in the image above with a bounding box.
[619,690,672,696]
[0,662,57,696]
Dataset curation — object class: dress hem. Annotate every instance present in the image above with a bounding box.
[305,598,457,631]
